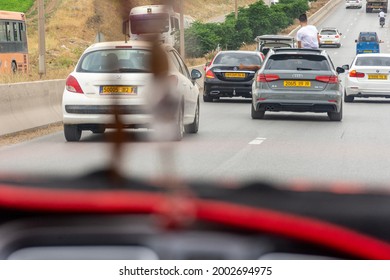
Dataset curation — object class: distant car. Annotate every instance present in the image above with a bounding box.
[203,50,263,102]
[319,27,342,48]
[355,32,381,54]
[62,40,202,142]
[255,35,296,56]
[251,48,345,121]
[343,53,390,102]
[345,0,363,8]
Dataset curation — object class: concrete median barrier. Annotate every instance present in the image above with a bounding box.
[0,79,65,136]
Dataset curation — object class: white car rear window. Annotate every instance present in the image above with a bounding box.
[355,57,390,66]
[78,49,151,73]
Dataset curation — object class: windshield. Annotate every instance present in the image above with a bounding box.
[3,0,390,263]
[355,56,390,66]
[358,33,378,42]
[130,14,170,34]
[320,29,337,35]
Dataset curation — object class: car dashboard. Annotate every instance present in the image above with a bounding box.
[1,170,390,260]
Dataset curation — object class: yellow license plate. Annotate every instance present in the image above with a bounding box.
[363,50,373,53]
[101,86,136,95]
[368,74,388,80]
[325,41,333,43]
[225,72,246,78]
[284,80,311,87]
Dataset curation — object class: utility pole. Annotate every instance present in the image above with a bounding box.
[179,0,185,59]
[38,0,46,77]
[235,0,238,19]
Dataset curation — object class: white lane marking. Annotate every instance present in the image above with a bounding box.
[249,137,266,145]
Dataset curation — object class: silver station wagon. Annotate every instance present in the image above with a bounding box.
[251,48,345,121]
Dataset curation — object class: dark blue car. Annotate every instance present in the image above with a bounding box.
[355,32,381,54]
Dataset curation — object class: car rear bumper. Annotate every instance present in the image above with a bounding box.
[319,41,341,46]
[345,80,390,97]
[356,49,380,54]
[204,80,253,98]
[64,105,149,115]
[346,87,390,97]
[254,101,338,113]
[63,111,153,127]
[62,91,152,126]
[252,90,342,113]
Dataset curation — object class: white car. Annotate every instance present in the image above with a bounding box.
[319,27,342,48]
[62,40,202,142]
[343,53,390,102]
[345,0,362,8]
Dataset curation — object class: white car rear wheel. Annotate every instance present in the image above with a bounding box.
[64,124,82,142]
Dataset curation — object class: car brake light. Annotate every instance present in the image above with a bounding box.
[66,75,84,94]
[315,75,338,83]
[335,35,340,38]
[205,69,216,79]
[349,70,365,78]
[257,74,280,82]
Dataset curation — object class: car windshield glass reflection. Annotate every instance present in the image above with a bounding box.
[321,30,337,35]
[355,57,390,66]
[214,53,261,65]
[265,54,330,71]
[78,49,151,73]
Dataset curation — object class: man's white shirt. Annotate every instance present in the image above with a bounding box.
[297,25,319,49]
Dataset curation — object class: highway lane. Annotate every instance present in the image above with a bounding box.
[2,3,390,187]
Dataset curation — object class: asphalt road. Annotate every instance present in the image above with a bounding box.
[2,3,390,187]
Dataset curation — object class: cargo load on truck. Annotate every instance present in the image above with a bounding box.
[366,0,388,12]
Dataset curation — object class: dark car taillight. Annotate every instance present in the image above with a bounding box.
[349,70,365,78]
[205,69,216,79]
[66,75,84,94]
[315,75,338,84]
[256,74,280,82]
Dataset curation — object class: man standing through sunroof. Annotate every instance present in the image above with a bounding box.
[296,13,320,49]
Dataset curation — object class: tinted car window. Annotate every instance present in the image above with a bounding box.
[171,50,190,78]
[358,33,377,42]
[78,49,151,73]
[213,53,261,65]
[355,57,390,66]
[168,50,183,74]
[265,54,330,71]
[320,30,337,35]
